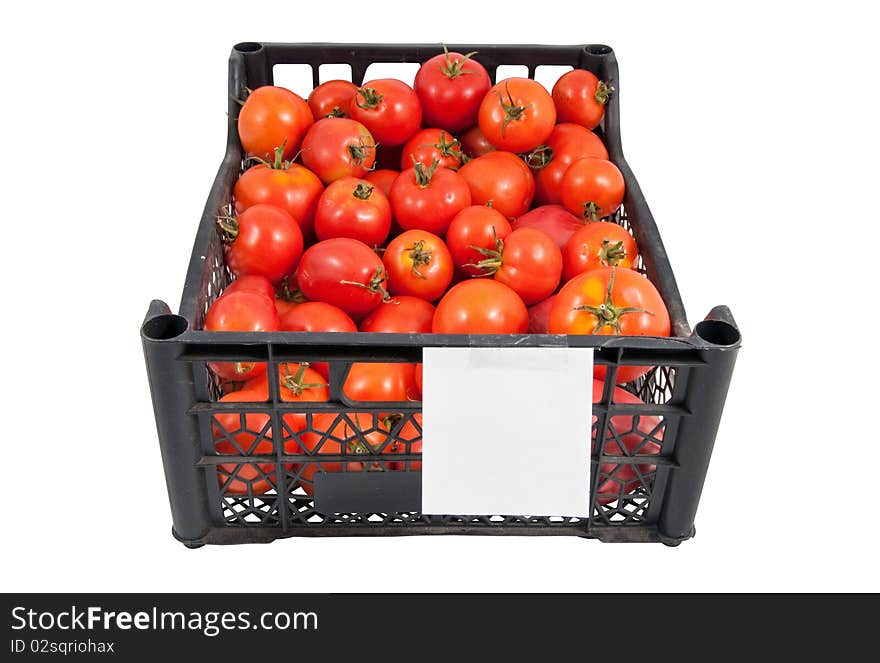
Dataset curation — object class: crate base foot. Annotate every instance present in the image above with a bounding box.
[173,527,206,549]
[658,526,695,547]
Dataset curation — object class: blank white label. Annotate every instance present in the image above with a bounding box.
[421,347,593,517]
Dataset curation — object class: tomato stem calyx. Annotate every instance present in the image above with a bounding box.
[353,182,375,200]
[574,267,653,334]
[595,80,614,106]
[355,86,384,110]
[524,144,553,170]
[440,44,479,79]
[340,266,391,302]
[277,276,307,303]
[431,132,465,165]
[327,106,346,118]
[349,138,377,169]
[412,158,441,188]
[216,214,240,242]
[498,81,529,137]
[464,226,504,275]
[581,201,603,222]
[599,239,627,267]
[280,362,329,396]
[406,240,433,279]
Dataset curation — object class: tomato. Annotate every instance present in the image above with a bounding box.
[222,274,276,301]
[527,123,608,205]
[414,48,491,132]
[511,204,584,249]
[314,176,391,246]
[413,364,423,394]
[307,79,358,119]
[280,300,357,333]
[218,204,303,285]
[289,412,367,496]
[400,128,465,171]
[478,78,556,152]
[213,390,276,495]
[466,227,562,305]
[552,69,613,130]
[562,221,639,281]
[238,86,313,161]
[458,151,534,219]
[233,149,324,239]
[433,279,528,334]
[204,290,280,381]
[344,362,420,402]
[243,363,329,442]
[549,267,670,383]
[295,238,388,318]
[445,205,513,277]
[561,157,625,221]
[280,301,357,379]
[382,230,453,302]
[459,125,496,158]
[273,276,306,318]
[389,160,472,235]
[527,295,557,334]
[349,79,422,147]
[591,380,662,505]
[360,296,435,333]
[364,169,399,198]
[301,118,377,184]
[385,413,423,471]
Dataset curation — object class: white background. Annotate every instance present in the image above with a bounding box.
[2,1,877,592]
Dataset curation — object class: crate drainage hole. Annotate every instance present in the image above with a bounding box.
[142,314,188,341]
[694,320,740,347]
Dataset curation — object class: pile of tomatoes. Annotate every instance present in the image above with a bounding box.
[205,47,670,500]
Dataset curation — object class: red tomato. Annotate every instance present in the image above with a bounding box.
[289,412,368,496]
[301,118,377,184]
[591,380,662,505]
[467,227,562,305]
[360,296,435,333]
[528,123,608,205]
[460,125,496,158]
[414,48,491,132]
[349,79,422,147]
[562,221,639,281]
[238,86,314,161]
[295,238,388,318]
[344,362,420,402]
[280,301,357,333]
[478,78,556,152]
[400,128,465,171]
[413,364,423,394]
[511,204,584,249]
[552,69,613,130]
[221,274,276,301]
[383,230,453,302]
[527,295,557,334]
[213,390,276,495]
[314,176,391,246]
[204,291,280,382]
[364,169,399,198]
[308,79,358,119]
[233,151,324,239]
[280,301,357,380]
[218,204,303,285]
[458,151,534,219]
[389,160,472,235]
[446,205,513,277]
[385,413,423,471]
[561,157,626,221]
[549,267,670,383]
[433,279,528,334]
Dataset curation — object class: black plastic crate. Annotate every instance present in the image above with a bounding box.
[141,42,740,548]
